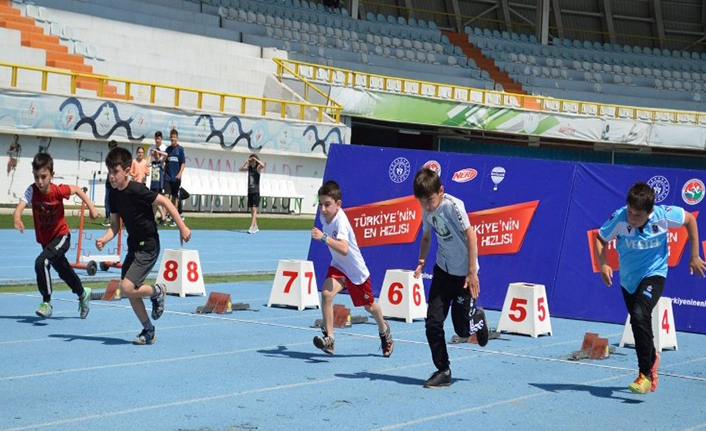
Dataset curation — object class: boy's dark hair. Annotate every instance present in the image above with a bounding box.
[155,131,163,138]
[108,140,118,149]
[318,180,341,202]
[32,152,53,173]
[105,147,133,170]
[249,153,260,161]
[170,129,178,137]
[627,182,655,212]
[413,168,442,198]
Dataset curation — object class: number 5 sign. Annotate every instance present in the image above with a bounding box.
[267,260,320,310]
[379,270,427,323]
[497,282,553,338]
[156,249,206,297]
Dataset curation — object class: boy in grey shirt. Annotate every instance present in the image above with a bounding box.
[413,168,489,388]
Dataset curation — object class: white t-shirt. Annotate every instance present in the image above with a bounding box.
[320,208,370,285]
[422,193,478,277]
[148,143,167,161]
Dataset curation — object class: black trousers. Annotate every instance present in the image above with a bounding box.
[622,275,664,377]
[35,234,85,302]
[426,264,472,372]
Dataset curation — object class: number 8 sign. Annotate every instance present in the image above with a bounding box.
[379,270,427,323]
[156,249,206,297]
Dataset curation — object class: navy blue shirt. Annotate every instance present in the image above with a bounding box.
[164,145,185,182]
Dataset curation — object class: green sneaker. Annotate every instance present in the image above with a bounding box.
[36,302,53,318]
[628,373,652,394]
[79,287,91,319]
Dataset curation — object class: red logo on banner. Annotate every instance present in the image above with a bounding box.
[468,200,539,255]
[345,195,423,247]
[587,211,698,272]
[452,168,478,183]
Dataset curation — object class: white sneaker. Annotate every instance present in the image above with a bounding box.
[252,227,259,234]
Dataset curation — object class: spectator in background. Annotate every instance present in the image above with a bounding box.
[130,147,149,185]
[240,154,265,234]
[149,131,168,225]
[102,140,119,226]
[160,129,185,227]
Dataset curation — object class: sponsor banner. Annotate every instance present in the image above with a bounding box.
[334,88,706,151]
[310,145,706,334]
[0,90,350,155]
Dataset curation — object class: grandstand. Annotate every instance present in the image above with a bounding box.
[1,0,705,214]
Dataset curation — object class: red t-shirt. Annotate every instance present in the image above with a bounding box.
[22,183,71,247]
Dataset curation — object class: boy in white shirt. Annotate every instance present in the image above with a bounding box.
[311,181,394,357]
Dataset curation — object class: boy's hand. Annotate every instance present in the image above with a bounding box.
[600,264,613,286]
[96,237,107,251]
[89,208,100,220]
[14,219,24,233]
[311,227,323,241]
[413,264,423,278]
[689,255,706,278]
[179,226,191,246]
[464,272,480,299]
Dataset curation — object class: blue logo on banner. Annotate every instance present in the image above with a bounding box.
[388,157,411,183]
[648,175,670,203]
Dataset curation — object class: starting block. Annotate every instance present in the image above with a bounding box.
[378,269,427,323]
[194,292,250,314]
[310,304,370,328]
[267,260,320,310]
[156,249,206,297]
[450,330,503,344]
[561,332,621,361]
[497,282,552,338]
[89,279,122,301]
[619,296,678,352]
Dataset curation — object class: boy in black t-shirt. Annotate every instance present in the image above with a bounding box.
[96,147,191,345]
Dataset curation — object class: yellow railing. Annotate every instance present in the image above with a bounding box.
[359,0,706,51]
[272,57,343,122]
[0,61,342,123]
[275,58,706,125]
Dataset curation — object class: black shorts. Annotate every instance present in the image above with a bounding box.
[122,246,160,287]
[247,192,260,208]
[164,179,181,199]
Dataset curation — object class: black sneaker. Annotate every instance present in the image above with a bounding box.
[471,306,489,347]
[133,328,156,345]
[424,369,451,388]
[379,321,394,357]
[150,284,166,320]
[313,332,335,355]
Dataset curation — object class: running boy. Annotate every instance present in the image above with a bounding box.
[594,182,706,394]
[311,180,394,357]
[412,168,489,388]
[96,147,191,345]
[13,153,99,319]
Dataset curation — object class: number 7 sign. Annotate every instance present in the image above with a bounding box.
[267,260,321,310]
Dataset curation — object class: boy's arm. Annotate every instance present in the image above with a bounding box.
[69,185,100,220]
[683,212,706,277]
[239,159,249,171]
[465,227,480,299]
[256,159,265,172]
[177,162,185,180]
[155,194,191,244]
[13,200,27,233]
[96,213,120,251]
[414,231,432,278]
[312,227,348,255]
[594,235,613,286]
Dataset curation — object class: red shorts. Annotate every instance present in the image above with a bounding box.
[326,266,374,307]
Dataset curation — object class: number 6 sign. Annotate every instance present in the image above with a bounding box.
[156,249,206,297]
[267,260,320,310]
[378,270,427,323]
[497,282,553,338]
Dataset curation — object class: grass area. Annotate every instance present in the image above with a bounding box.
[0,214,314,230]
[0,274,275,293]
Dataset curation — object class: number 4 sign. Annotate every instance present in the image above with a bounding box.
[156,249,206,297]
[619,296,678,352]
[497,282,553,338]
[378,270,427,323]
[267,260,320,310]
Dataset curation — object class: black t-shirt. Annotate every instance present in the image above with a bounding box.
[109,181,159,250]
[248,164,260,193]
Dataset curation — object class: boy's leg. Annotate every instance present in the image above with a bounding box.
[425,265,454,372]
[35,248,55,304]
[450,283,472,339]
[120,248,162,344]
[364,302,387,333]
[320,276,345,337]
[622,276,664,378]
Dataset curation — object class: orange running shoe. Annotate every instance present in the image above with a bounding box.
[650,352,661,392]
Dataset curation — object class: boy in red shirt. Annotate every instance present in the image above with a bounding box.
[13,153,100,319]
